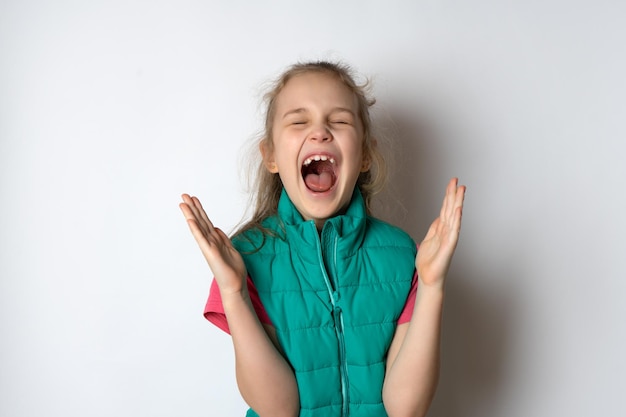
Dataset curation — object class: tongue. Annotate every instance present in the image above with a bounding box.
[305,171,334,192]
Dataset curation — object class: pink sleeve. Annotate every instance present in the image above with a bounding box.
[203,276,273,335]
[205,271,416,330]
[397,271,419,325]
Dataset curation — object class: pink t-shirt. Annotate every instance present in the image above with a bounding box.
[204,272,419,334]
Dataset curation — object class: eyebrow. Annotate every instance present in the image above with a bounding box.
[281,107,356,119]
[282,108,307,119]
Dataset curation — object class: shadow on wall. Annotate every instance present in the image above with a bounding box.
[373,108,516,417]
[430,268,517,417]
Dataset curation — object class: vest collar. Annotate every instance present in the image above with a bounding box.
[277,188,367,259]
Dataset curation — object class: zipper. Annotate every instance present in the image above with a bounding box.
[314,223,349,416]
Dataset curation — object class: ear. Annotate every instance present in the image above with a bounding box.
[259,140,279,173]
[360,156,371,172]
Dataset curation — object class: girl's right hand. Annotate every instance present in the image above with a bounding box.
[179,194,247,297]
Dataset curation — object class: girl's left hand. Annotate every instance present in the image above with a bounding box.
[416,178,466,287]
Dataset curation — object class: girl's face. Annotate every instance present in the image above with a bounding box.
[263,72,369,230]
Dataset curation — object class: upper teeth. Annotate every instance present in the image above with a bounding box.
[303,155,335,166]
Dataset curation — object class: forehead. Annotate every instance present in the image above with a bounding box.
[274,72,358,113]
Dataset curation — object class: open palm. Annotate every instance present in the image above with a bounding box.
[416,178,466,287]
[179,194,247,296]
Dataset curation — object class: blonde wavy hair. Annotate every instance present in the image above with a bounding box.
[234,61,388,238]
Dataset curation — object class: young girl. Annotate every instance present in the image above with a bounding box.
[180,61,465,417]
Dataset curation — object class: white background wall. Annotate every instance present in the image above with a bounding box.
[2,1,625,416]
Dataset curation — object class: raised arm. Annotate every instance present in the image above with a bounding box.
[180,194,299,417]
[382,178,466,417]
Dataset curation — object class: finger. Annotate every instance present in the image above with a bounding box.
[180,195,211,236]
[455,185,466,210]
[191,196,215,232]
[179,201,206,238]
[447,198,464,244]
[454,187,465,228]
[448,179,465,222]
[181,202,221,248]
[455,205,463,232]
[179,198,197,222]
[186,217,217,255]
[440,177,458,222]
[179,203,208,238]
[184,194,214,233]
[181,194,202,220]
[438,181,449,221]
[452,184,465,224]
[180,193,192,216]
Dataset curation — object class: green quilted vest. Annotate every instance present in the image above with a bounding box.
[233,189,416,417]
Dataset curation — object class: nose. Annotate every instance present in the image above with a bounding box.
[308,123,332,142]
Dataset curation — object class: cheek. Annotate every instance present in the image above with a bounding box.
[272,148,299,176]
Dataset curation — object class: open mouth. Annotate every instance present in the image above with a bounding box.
[301,155,337,192]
